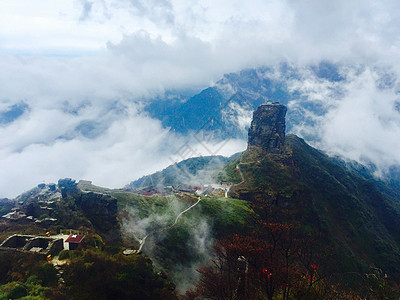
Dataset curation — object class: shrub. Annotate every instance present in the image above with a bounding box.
[34,263,58,287]
[58,250,70,260]
[6,283,28,299]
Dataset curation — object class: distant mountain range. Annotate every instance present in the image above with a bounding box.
[145,61,346,140]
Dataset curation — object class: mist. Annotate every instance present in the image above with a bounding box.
[121,195,214,293]
[2,0,400,197]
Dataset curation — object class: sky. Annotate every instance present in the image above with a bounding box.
[1,0,400,197]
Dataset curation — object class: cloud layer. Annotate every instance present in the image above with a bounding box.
[1,0,400,197]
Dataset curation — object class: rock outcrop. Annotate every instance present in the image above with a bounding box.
[77,191,118,232]
[247,102,287,151]
[58,178,118,232]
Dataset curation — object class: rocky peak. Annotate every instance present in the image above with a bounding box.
[248,102,287,151]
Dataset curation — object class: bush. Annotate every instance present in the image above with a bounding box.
[39,213,50,220]
[7,283,28,299]
[58,250,70,260]
[63,249,177,299]
[34,263,58,287]
[25,275,39,285]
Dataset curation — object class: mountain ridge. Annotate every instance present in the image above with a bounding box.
[225,104,400,281]
[2,101,400,297]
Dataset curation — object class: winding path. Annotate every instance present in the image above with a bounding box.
[226,157,252,195]
[236,164,245,185]
[137,196,202,252]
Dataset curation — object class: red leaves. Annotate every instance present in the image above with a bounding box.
[196,221,324,299]
[262,268,272,279]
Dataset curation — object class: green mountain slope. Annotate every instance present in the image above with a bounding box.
[227,134,400,278]
[129,154,240,189]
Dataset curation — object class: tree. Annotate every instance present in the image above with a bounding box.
[195,222,326,300]
[63,249,177,300]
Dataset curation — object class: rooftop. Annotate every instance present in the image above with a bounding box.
[65,234,84,243]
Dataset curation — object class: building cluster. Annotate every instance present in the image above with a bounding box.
[0,233,84,255]
[134,182,231,197]
[1,183,61,225]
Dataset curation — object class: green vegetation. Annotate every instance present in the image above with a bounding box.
[58,250,70,260]
[196,197,254,237]
[225,134,400,284]
[113,193,185,217]
[220,157,242,184]
[78,180,188,217]
[128,154,240,189]
[63,249,176,300]
[0,199,15,217]
[2,130,400,298]
[0,252,56,299]
[113,192,254,292]
[0,233,177,299]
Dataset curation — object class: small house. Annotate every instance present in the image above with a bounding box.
[65,234,84,250]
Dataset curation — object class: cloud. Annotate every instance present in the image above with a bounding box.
[79,0,93,21]
[122,196,214,293]
[0,103,174,197]
[286,65,400,174]
[124,0,174,25]
[319,68,400,171]
[2,0,400,197]
[0,84,246,198]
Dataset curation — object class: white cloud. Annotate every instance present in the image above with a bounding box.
[2,0,400,197]
[319,68,400,170]
[0,94,246,197]
[286,65,400,174]
[0,103,173,197]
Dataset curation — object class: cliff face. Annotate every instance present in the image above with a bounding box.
[78,192,118,232]
[58,178,119,232]
[247,102,287,152]
[228,102,400,280]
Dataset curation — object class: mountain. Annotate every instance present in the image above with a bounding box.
[145,61,344,139]
[130,102,400,297]
[2,101,400,298]
[139,102,400,278]
[143,103,400,278]
[0,178,120,243]
[226,103,400,280]
[128,154,240,189]
[0,179,180,299]
[0,176,253,297]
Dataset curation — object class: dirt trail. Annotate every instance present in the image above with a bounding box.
[227,157,252,195]
[236,164,245,184]
[137,196,202,252]
[51,257,68,285]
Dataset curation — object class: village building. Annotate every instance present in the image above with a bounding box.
[0,234,63,255]
[123,249,135,255]
[2,208,27,221]
[65,234,84,250]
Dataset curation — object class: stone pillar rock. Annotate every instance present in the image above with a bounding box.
[247,102,287,152]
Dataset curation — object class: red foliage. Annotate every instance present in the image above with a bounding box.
[195,221,324,300]
[311,264,319,270]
